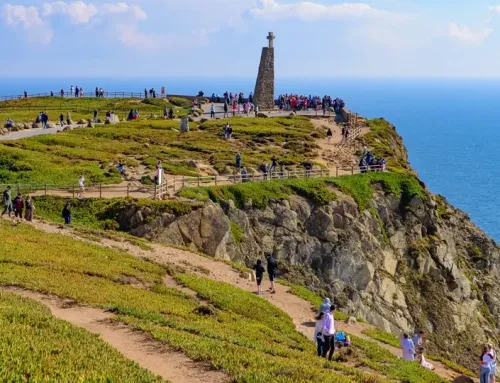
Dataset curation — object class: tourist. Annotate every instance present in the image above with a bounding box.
[78,175,85,198]
[2,186,12,218]
[59,114,64,126]
[210,104,215,119]
[127,109,134,121]
[416,347,434,370]
[412,331,425,352]
[266,253,277,294]
[322,305,336,360]
[223,102,229,118]
[13,193,24,219]
[117,161,126,178]
[5,118,13,132]
[235,153,242,169]
[255,104,259,117]
[95,87,99,98]
[241,167,249,183]
[66,112,72,125]
[359,157,368,174]
[24,196,34,221]
[489,343,497,383]
[224,124,230,140]
[75,87,79,98]
[144,88,148,99]
[481,345,495,383]
[168,108,174,119]
[232,101,237,117]
[400,333,415,361]
[260,162,269,180]
[93,109,98,123]
[327,128,333,142]
[335,331,351,348]
[304,160,313,177]
[60,89,64,97]
[70,85,74,96]
[80,87,84,97]
[314,312,326,357]
[269,156,278,175]
[319,298,331,314]
[62,202,72,225]
[253,259,266,295]
[24,91,27,98]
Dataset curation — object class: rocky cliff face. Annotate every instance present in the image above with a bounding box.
[116,121,500,369]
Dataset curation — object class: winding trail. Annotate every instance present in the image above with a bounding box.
[23,218,470,383]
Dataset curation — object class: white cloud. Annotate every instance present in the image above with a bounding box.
[448,23,492,44]
[100,3,147,20]
[247,0,408,22]
[3,4,53,44]
[43,1,98,24]
[489,6,500,14]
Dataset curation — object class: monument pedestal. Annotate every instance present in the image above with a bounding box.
[254,32,275,111]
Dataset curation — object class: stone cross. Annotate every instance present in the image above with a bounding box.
[267,32,275,48]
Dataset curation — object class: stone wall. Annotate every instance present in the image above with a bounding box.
[253,47,275,110]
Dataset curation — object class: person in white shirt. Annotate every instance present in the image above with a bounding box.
[78,175,85,198]
[412,331,425,356]
[488,343,497,383]
[416,347,434,370]
[313,312,326,356]
[481,345,495,383]
[401,333,415,361]
[321,304,336,360]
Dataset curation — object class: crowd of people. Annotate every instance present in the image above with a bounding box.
[276,94,345,114]
[359,146,387,173]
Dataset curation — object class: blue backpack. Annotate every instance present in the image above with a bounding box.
[335,332,346,342]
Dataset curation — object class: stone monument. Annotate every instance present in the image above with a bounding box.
[253,32,275,110]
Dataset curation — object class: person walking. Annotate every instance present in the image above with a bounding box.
[235,153,242,169]
[327,128,333,143]
[266,253,277,294]
[253,259,266,295]
[210,104,215,119]
[314,312,326,357]
[321,305,336,360]
[2,186,12,217]
[78,175,85,198]
[401,333,415,361]
[62,202,72,225]
[319,298,331,314]
[223,102,229,118]
[13,193,24,219]
[24,196,34,221]
[481,345,495,383]
[93,109,98,123]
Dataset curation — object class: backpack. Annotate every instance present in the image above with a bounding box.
[335,332,346,342]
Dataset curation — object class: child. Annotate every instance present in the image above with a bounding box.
[253,260,265,295]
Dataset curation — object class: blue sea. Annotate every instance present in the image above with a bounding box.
[0,77,498,241]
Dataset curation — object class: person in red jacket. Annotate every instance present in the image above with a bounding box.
[13,193,24,219]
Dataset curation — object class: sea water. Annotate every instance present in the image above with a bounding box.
[0,77,498,241]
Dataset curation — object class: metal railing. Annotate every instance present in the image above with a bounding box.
[0,92,147,102]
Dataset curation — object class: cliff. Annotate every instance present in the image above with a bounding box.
[116,119,499,370]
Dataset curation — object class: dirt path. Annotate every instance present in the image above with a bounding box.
[3,286,229,383]
[26,220,468,382]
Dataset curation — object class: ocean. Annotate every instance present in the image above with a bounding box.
[0,77,498,241]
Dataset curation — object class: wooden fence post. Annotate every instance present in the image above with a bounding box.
[351,166,354,175]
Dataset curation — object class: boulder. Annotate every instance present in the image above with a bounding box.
[187,160,198,168]
[257,113,268,118]
[346,317,357,325]
[77,119,86,124]
[63,126,74,131]
[180,117,190,133]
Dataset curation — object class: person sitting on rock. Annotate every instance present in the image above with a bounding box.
[5,118,13,131]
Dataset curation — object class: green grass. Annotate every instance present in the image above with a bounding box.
[230,221,245,246]
[362,328,401,348]
[0,219,450,383]
[179,172,426,211]
[0,290,164,382]
[33,196,195,230]
[0,96,189,123]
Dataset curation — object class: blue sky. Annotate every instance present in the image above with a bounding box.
[2,0,500,77]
